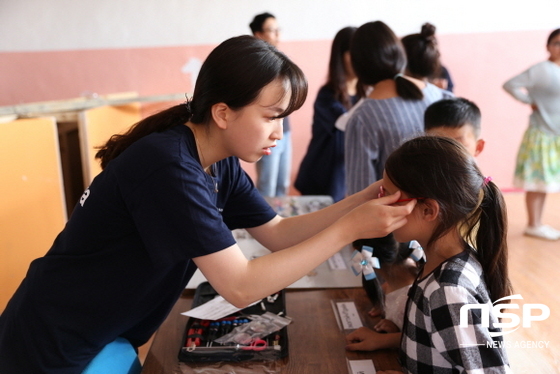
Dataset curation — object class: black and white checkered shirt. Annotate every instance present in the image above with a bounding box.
[400,250,512,373]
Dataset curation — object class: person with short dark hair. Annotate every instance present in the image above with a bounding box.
[249,12,291,197]
[249,12,280,46]
[424,97,485,157]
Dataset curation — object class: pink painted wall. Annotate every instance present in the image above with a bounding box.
[437,29,550,192]
[0,29,550,192]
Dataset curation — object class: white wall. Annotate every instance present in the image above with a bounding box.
[1,0,559,192]
[1,0,559,52]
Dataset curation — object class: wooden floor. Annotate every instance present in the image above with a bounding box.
[501,192,560,373]
[139,192,560,372]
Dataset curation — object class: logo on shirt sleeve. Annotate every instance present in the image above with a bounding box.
[79,188,91,207]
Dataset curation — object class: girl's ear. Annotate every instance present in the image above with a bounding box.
[211,103,230,130]
[421,199,440,222]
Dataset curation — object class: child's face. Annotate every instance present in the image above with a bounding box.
[426,124,485,157]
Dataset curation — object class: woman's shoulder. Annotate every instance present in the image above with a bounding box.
[110,125,201,180]
[317,84,335,96]
[518,60,556,77]
[314,85,344,111]
[423,82,455,100]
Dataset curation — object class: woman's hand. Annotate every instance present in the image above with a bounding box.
[338,191,416,243]
[360,179,384,201]
[374,319,400,333]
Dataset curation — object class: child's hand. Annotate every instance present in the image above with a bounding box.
[345,327,385,351]
[368,306,384,318]
[374,319,400,333]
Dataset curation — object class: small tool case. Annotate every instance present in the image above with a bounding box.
[178,282,289,362]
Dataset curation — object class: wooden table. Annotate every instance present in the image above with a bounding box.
[142,287,402,374]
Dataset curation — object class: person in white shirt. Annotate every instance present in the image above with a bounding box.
[503,28,560,241]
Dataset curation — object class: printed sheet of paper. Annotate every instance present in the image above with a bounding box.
[348,359,376,374]
[181,296,259,320]
[327,252,348,270]
[333,300,363,330]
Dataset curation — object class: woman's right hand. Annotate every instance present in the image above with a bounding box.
[339,191,416,242]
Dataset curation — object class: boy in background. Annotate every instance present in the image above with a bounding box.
[424,97,485,158]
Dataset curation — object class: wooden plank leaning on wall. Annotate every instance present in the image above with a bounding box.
[0,117,67,311]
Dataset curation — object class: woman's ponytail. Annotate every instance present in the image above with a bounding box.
[95,102,192,169]
[394,75,424,100]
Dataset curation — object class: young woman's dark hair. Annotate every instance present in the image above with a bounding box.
[401,23,441,81]
[547,28,560,46]
[384,135,512,302]
[96,35,307,169]
[324,26,357,109]
[350,21,423,100]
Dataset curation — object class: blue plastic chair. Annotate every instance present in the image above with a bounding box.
[82,337,142,374]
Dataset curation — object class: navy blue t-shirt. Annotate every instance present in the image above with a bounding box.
[295,85,357,202]
[0,124,276,374]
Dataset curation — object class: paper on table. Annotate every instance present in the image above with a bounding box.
[327,252,347,270]
[348,359,376,374]
[332,300,363,331]
[186,230,360,289]
[181,296,260,320]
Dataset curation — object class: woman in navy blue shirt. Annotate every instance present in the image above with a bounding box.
[0,35,415,374]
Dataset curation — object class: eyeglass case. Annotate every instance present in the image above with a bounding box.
[178,281,289,363]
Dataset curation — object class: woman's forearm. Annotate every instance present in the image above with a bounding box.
[249,181,380,251]
[196,193,414,307]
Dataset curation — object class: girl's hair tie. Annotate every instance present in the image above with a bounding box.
[183,99,192,112]
[483,176,492,185]
[393,73,404,80]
